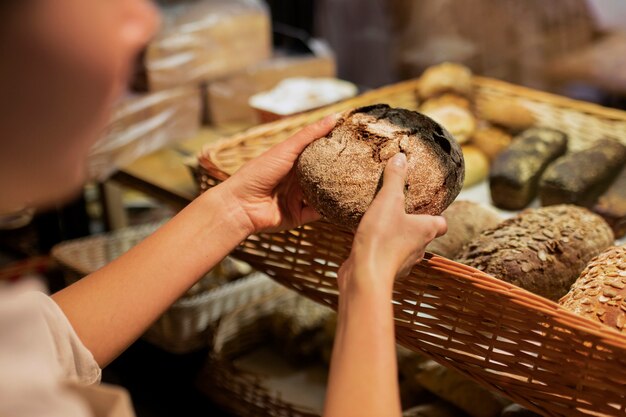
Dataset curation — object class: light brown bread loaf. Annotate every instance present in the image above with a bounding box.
[559,245,626,332]
[426,201,502,259]
[296,104,465,229]
[457,205,615,301]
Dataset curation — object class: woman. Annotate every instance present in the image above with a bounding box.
[0,1,446,416]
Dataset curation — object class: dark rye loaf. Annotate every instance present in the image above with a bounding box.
[456,205,614,301]
[296,104,465,229]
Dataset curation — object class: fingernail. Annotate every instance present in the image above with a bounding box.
[390,152,406,168]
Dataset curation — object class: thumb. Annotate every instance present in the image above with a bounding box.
[381,152,408,196]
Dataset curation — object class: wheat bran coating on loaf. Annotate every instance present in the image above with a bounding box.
[456,205,615,301]
[296,104,465,229]
[559,245,626,333]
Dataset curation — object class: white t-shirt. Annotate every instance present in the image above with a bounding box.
[0,280,135,417]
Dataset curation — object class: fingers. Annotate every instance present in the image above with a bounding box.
[380,152,408,198]
[273,113,338,157]
[412,215,448,241]
[300,206,321,225]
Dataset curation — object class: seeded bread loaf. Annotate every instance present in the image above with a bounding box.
[490,128,567,210]
[593,165,626,238]
[539,138,626,207]
[456,205,615,301]
[559,245,626,333]
[426,201,501,259]
[296,104,464,229]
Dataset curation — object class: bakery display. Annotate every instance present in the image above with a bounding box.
[539,138,626,207]
[248,77,358,122]
[426,201,501,259]
[296,104,465,229]
[479,99,535,131]
[461,146,489,188]
[139,0,271,91]
[594,165,626,238]
[489,128,568,210]
[417,62,473,99]
[559,245,626,333]
[471,126,512,160]
[457,205,614,301]
[205,54,336,125]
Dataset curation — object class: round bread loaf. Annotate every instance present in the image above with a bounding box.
[559,245,626,333]
[456,205,615,301]
[296,104,465,229]
[426,201,502,259]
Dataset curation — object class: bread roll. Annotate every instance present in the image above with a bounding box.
[559,245,626,332]
[457,205,615,301]
[462,145,489,188]
[427,201,502,259]
[418,62,473,99]
[420,93,471,111]
[490,128,567,210]
[479,99,535,131]
[296,104,465,229]
[594,165,626,238]
[423,105,476,144]
[471,126,512,160]
[539,138,626,207]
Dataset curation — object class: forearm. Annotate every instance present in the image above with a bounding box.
[52,186,251,366]
[324,263,402,417]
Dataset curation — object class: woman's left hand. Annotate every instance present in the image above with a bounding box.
[219,114,337,234]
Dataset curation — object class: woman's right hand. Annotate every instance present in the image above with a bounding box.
[338,152,448,293]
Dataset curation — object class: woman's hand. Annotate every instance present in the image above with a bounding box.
[339,152,448,293]
[218,114,337,235]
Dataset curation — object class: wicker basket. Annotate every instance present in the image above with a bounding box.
[198,288,322,417]
[195,77,626,416]
[51,221,281,353]
[199,289,461,417]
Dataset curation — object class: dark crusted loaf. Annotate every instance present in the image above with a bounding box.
[593,164,626,238]
[296,104,465,229]
[559,245,626,333]
[456,205,614,301]
[489,128,567,210]
[539,138,626,207]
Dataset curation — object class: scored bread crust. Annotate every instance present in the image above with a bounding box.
[296,104,464,229]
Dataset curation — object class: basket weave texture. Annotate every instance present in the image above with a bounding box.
[196,77,626,416]
[51,221,280,353]
[198,288,321,417]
